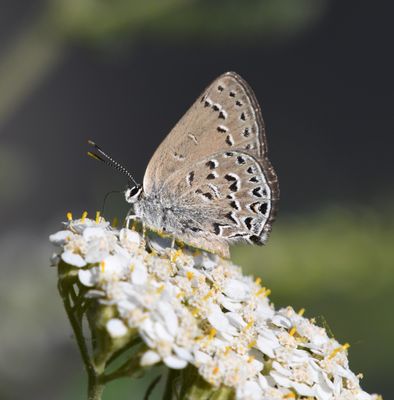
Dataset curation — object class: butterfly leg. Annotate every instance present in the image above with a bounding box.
[125,208,142,231]
[125,215,137,229]
[169,236,177,268]
[142,222,147,239]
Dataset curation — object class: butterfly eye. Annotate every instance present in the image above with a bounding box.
[125,185,142,203]
[129,186,140,196]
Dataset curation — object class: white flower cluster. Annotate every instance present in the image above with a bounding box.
[50,214,380,400]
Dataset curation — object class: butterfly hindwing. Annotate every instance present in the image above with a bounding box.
[157,151,277,257]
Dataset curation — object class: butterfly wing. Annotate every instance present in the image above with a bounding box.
[141,72,279,257]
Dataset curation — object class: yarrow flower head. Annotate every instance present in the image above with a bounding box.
[50,212,382,400]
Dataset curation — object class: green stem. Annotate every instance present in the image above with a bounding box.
[144,375,162,400]
[163,368,179,400]
[106,335,141,366]
[58,279,106,399]
[178,366,234,400]
[59,282,91,372]
[101,349,143,383]
[88,373,105,400]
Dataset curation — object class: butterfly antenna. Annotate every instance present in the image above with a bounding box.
[87,140,138,186]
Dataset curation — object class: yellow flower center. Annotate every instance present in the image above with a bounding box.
[289,327,297,337]
[81,211,88,222]
[298,308,305,316]
[329,343,350,360]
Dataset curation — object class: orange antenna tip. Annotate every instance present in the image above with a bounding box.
[87,151,101,161]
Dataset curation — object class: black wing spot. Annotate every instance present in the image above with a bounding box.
[173,152,185,160]
[207,173,216,180]
[237,156,246,165]
[217,85,224,92]
[229,91,236,97]
[195,189,213,200]
[259,203,268,215]
[224,174,237,181]
[236,100,242,106]
[225,135,234,146]
[249,176,259,183]
[229,181,239,192]
[247,167,254,174]
[206,160,217,169]
[187,171,195,186]
[244,217,254,230]
[213,104,220,111]
[224,152,234,157]
[219,111,226,119]
[213,223,221,235]
[252,187,262,198]
[230,200,240,210]
[190,226,201,232]
[204,101,210,107]
[217,126,227,133]
[240,112,246,121]
[243,128,250,137]
[230,233,247,239]
[249,235,261,244]
[225,212,238,224]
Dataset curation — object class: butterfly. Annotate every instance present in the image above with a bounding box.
[89,72,279,258]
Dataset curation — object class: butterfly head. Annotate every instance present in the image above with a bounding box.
[125,184,142,204]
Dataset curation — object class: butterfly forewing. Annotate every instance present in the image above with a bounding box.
[144,72,270,193]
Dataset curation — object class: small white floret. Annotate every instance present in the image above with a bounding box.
[208,304,238,336]
[220,295,242,312]
[106,318,128,338]
[140,350,161,366]
[173,346,194,363]
[256,335,277,358]
[236,380,263,400]
[61,250,86,267]
[163,355,188,369]
[131,260,148,285]
[83,227,106,241]
[292,381,316,397]
[270,314,292,329]
[154,321,173,342]
[78,269,97,287]
[158,302,179,336]
[49,230,73,245]
[223,279,249,301]
[120,228,141,247]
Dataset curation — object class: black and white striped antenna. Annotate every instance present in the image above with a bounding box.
[87,140,138,187]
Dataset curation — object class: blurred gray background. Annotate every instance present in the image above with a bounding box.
[0,0,393,399]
